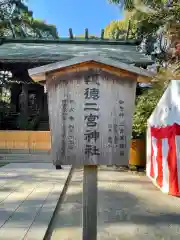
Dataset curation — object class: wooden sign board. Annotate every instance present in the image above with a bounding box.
[28,56,154,240]
[47,68,136,166]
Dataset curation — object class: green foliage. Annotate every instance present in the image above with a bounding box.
[108,0,170,11]
[0,86,10,103]
[26,113,41,130]
[0,0,59,38]
[108,0,180,35]
[132,87,164,138]
[108,0,135,11]
[16,112,40,130]
[132,64,179,138]
[104,19,137,40]
[27,19,59,39]
[0,101,17,129]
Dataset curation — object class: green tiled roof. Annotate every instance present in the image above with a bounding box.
[0,38,153,66]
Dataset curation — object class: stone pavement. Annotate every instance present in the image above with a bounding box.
[0,153,51,164]
[47,167,180,240]
[0,163,71,240]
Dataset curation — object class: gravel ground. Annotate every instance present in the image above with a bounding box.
[47,167,180,240]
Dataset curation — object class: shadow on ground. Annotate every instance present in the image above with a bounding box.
[1,167,180,240]
[45,169,180,240]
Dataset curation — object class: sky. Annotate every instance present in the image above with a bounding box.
[28,0,124,37]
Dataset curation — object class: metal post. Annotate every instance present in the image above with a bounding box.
[83,165,97,240]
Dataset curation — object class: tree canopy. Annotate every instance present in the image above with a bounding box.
[107,1,180,138]
[108,0,180,64]
[0,0,59,38]
[108,0,180,35]
[104,18,137,40]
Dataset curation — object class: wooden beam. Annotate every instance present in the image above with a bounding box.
[85,28,89,39]
[30,73,46,83]
[47,61,138,82]
[28,56,154,79]
[101,29,104,40]
[69,28,73,39]
[137,75,151,83]
[126,20,131,41]
[2,38,142,45]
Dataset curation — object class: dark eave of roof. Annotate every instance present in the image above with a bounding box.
[0,37,141,46]
[0,37,154,69]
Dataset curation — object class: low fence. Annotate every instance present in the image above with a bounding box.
[0,131,146,167]
[0,131,51,153]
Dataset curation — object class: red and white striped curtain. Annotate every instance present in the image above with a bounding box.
[147,123,180,196]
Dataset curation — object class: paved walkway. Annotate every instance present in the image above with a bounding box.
[0,163,71,240]
[0,153,51,164]
[47,167,180,240]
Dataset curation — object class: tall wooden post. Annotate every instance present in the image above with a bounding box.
[83,165,97,240]
[20,83,28,129]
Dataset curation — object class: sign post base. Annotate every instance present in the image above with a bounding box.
[83,165,98,240]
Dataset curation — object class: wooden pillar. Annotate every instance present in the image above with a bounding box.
[37,86,44,115]
[11,83,21,111]
[83,165,97,240]
[20,84,28,129]
[43,93,49,122]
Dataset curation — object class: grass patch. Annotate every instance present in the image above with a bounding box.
[128,165,146,175]
[108,165,146,175]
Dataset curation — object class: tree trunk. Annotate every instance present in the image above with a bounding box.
[37,86,44,115]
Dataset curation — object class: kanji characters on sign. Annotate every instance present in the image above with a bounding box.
[62,99,68,120]
[84,130,100,142]
[84,113,99,127]
[119,100,125,120]
[84,75,100,158]
[84,74,100,85]
[84,103,99,111]
[67,100,76,151]
[84,88,100,100]
[119,125,126,157]
[85,145,100,157]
